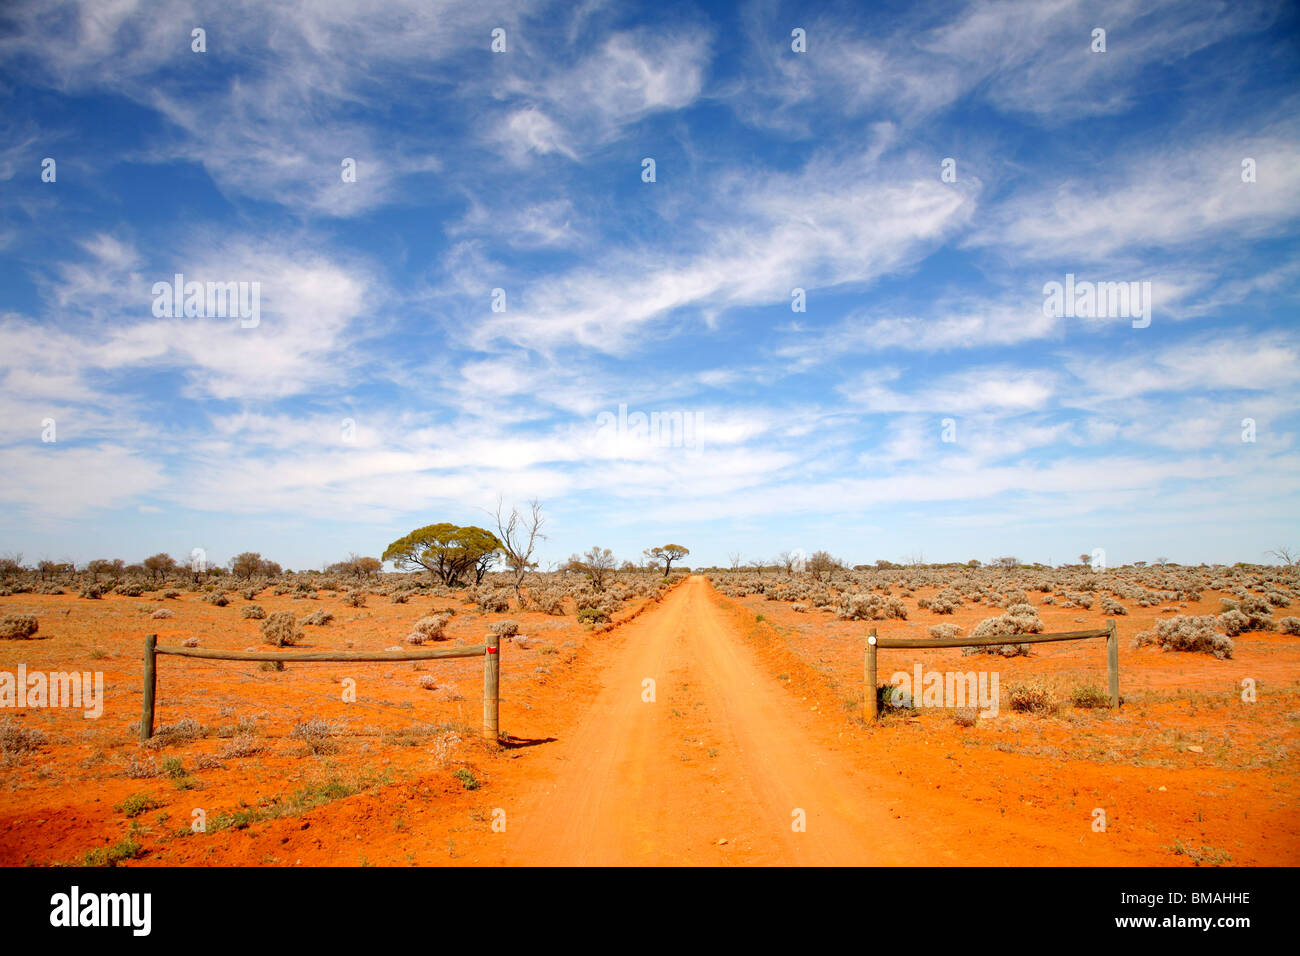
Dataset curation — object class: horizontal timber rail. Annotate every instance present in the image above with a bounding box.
[863,620,1119,720]
[140,634,500,744]
[154,644,487,662]
[875,627,1109,649]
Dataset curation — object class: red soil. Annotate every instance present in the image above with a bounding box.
[1,576,1296,866]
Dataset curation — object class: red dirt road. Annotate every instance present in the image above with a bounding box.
[499,575,909,865]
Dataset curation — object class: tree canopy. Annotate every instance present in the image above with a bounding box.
[382,523,502,586]
[566,546,616,591]
[327,553,383,578]
[644,544,689,575]
[228,551,282,578]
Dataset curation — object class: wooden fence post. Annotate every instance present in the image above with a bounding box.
[141,634,157,742]
[483,642,500,743]
[864,629,878,721]
[1106,619,1120,708]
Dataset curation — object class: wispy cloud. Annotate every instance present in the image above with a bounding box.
[0,0,1296,567]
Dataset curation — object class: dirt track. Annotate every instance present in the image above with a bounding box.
[500,575,909,865]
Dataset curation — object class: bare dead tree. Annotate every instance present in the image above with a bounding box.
[728,552,742,571]
[1267,546,1297,567]
[494,498,546,603]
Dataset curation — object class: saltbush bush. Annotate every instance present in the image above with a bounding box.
[261,611,301,647]
[411,614,450,641]
[1135,615,1232,659]
[960,603,1042,657]
[0,615,39,640]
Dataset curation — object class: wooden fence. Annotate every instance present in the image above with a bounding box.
[862,620,1119,720]
[140,633,501,743]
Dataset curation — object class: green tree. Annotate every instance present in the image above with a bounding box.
[87,558,125,583]
[382,524,502,586]
[328,553,382,578]
[0,553,24,580]
[644,544,689,575]
[229,552,267,579]
[143,553,177,582]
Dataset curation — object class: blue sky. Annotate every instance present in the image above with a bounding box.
[0,0,1297,572]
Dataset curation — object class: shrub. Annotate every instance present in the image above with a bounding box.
[1220,596,1274,630]
[1070,685,1111,709]
[963,604,1042,657]
[1279,616,1300,635]
[1006,680,1056,714]
[411,614,450,641]
[530,590,566,615]
[0,717,45,756]
[837,592,907,621]
[1216,609,1250,637]
[219,734,265,759]
[999,589,1028,608]
[928,623,962,640]
[574,590,617,621]
[301,609,334,626]
[202,592,230,607]
[290,718,340,755]
[79,584,106,600]
[241,604,266,620]
[1135,615,1232,659]
[146,718,204,747]
[261,611,301,647]
[0,614,39,640]
[490,620,520,639]
[83,835,143,867]
[476,589,510,613]
[389,592,410,604]
[577,606,611,625]
[115,793,162,818]
[150,608,174,620]
[1101,597,1127,616]
[927,588,963,615]
[342,590,366,608]
[876,681,913,712]
[791,603,810,613]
